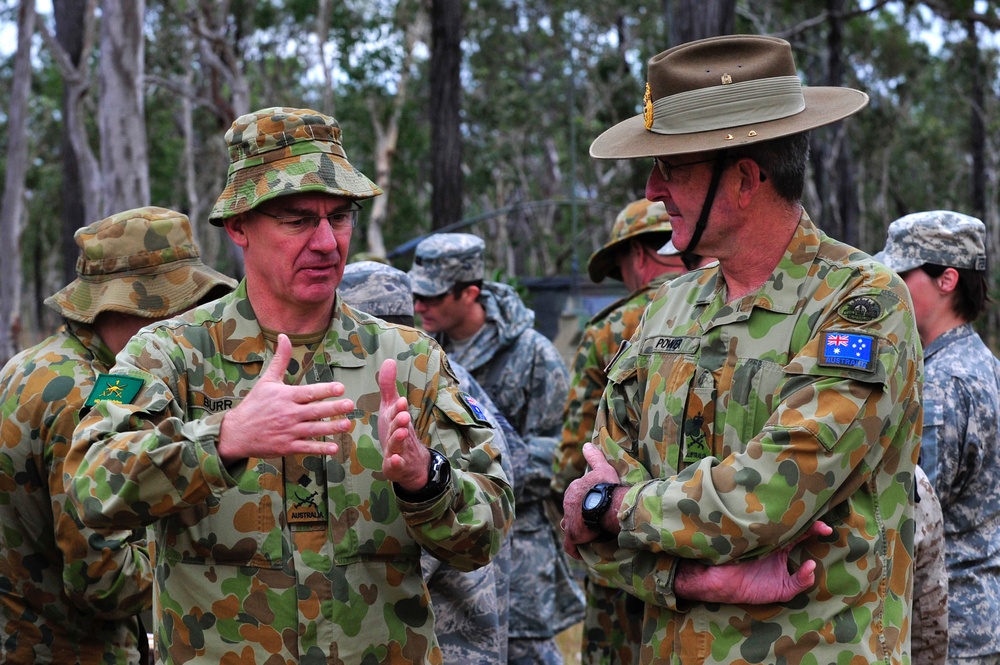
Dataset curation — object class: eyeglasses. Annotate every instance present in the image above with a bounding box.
[412,292,451,306]
[654,156,767,182]
[653,156,721,182]
[254,202,362,234]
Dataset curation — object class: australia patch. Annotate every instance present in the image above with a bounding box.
[818,331,877,372]
[459,392,494,428]
[839,296,882,324]
[85,374,143,406]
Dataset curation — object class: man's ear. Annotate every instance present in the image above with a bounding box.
[461,284,481,303]
[734,157,764,204]
[224,215,250,248]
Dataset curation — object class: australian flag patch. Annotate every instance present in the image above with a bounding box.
[818,331,877,372]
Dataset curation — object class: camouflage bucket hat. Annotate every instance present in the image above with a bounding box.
[588,199,673,283]
[590,34,869,159]
[340,261,414,318]
[45,207,238,324]
[409,233,485,297]
[874,210,987,274]
[208,107,383,225]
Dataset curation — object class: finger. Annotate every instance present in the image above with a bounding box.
[582,442,611,472]
[378,359,399,405]
[260,333,294,384]
[793,559,817,590]
[287,383,349,406]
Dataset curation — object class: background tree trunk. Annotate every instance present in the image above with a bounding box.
[99,0,150,215]
[0,0,36,365]
[430,0,463,229]
[665,0,735,45]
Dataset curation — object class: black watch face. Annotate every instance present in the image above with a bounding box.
[583,488,605,511]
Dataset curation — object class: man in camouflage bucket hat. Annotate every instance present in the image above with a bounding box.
[409,232,585,665]
[876,211,1000,665]
[67,108,514,665]
[562,35,921,665]
[0,206,235,664]
[341,259,525,665]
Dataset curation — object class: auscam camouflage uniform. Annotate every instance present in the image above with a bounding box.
[555,199,682,665]
[66,287,514,665]
[875,211,1000,664]
[66,109,514,665]
[410,235,584,664]
[912,465,948,665]
[0,207,235,664]
[580,213,921,665]
[340,260,524,665]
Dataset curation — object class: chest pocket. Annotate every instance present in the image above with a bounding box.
[723,358,786,456]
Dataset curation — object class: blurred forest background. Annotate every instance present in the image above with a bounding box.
[2,0,1000,366]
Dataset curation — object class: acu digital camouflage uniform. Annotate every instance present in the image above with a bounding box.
[410,235,584,663]
[340,260,525,665]
[912,465,948,665]
[0,207,235,664]
[555,199,683,665]
[580,212,922,665]
[876,211,1000,663]
[65,108,514,665]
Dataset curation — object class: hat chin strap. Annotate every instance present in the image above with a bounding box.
[683,153,728,256]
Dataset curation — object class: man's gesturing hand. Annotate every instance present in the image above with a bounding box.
[218,334,354,464]
[377,358,431,492]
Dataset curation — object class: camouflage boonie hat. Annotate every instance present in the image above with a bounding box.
[588,199,673,283]
[874,210,987,273]
[409,233,485,297]
[340,261,414,318]
[45,207,237,324]
[208,107,383,225]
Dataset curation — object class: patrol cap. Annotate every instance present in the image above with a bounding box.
[409,233,485,297]
[209,107,382,224]
[874,210,987,273]
[340,261,414,318]
[45,207,238,324]
[588,199,673,283]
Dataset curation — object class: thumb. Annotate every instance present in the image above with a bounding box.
[378,358,399,404]
[261,333,293,384]
[582,442,610,471]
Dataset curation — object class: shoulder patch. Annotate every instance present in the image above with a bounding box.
[86,374,144,406]
[458,392,494,428]
[839,296,883,324]
[817,331,877,372]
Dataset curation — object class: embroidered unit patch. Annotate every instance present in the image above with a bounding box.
[85,374,144,406]
[459,392,493,427]
[818,331,876,371]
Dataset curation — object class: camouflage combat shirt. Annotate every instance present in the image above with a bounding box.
[580,213,922,665]
[436,281,585,640]
[555,271,680,497]
[911,464,948,665]
[920,322,1000,658]
[66,284,514,665]
[0,320,152,664]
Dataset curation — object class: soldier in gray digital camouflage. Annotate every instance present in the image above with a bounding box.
[875,210,1000,665]
[409,233,585,665]
[65,107,514,665]
[562,34,921,665]
[0,206,236,664]
[339,259,525,665]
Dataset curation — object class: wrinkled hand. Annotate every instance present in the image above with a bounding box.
[675,521,834,604]
[562,442,622,560]
[218,334,353,464]
[377,358,431,491]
